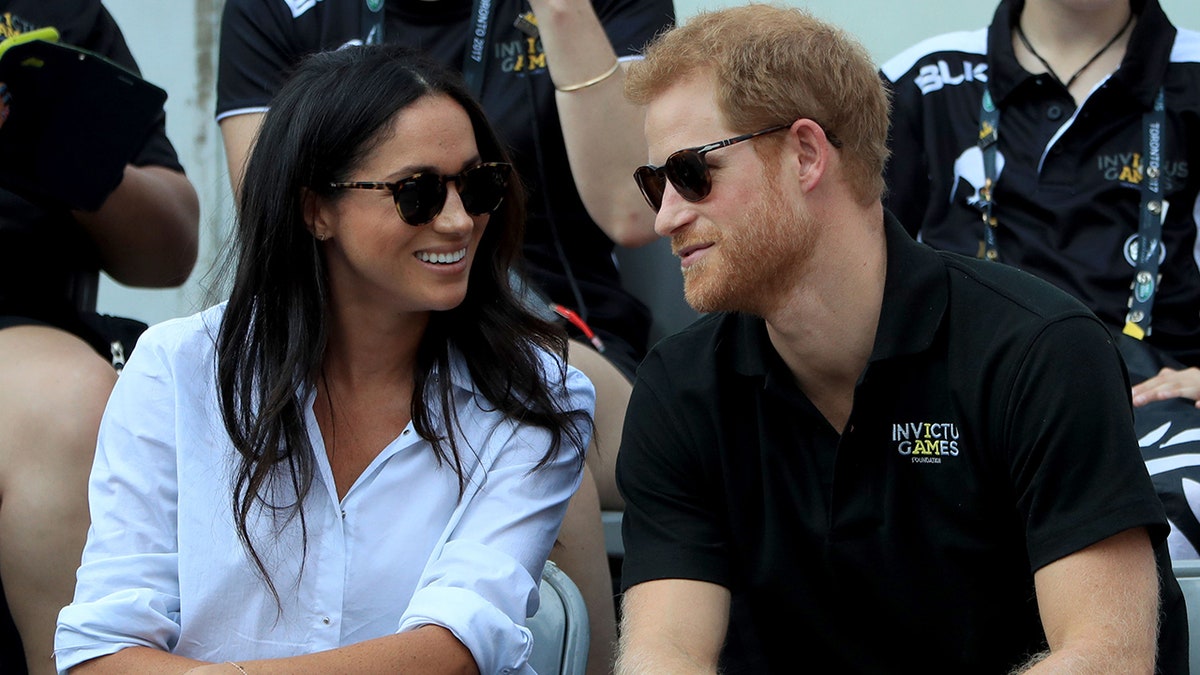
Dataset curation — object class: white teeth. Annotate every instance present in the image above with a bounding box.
[416,248,467,264]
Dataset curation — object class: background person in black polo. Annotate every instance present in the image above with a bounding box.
[615,5,1185,674]
[880,0,1200,558]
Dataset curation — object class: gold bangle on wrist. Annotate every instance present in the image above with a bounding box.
[225,663,249,675]
[554,59,620,93]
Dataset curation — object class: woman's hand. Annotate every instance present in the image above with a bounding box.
[1132,367,1200,408]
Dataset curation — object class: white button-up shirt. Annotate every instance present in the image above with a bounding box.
[55,304,593,674]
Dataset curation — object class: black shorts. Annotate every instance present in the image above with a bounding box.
[0,312,144,365]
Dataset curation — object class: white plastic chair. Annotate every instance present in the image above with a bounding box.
[1172,559,1200,675]
[527,560,590,675]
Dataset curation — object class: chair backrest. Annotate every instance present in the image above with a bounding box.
[1172,559,1200,675]
[615,238,701,345]
[527,560,590,675]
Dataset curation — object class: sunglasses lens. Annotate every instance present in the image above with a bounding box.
[394,173,445,225]
[459,163,511,215]
[665,151,711,202]
[634,165,667,212]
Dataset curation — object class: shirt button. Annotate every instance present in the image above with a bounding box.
[322,616,331,625]
[402,429,411,435]
[341,509,346,520]
[1046,104,1063,121]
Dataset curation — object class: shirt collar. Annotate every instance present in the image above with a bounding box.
[1114,0,1175,108]
[987,0,1174,109]
[442,344,478,395]
[868,211,947,363]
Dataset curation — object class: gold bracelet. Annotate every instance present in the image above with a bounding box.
[225,663,250,675]
[554,59,620,93]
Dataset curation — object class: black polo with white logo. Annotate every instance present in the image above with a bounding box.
[617,214,1186,674]
[881,0,1200,366]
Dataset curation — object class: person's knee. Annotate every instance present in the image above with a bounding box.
[566,340,631,510]
[0,326,116,472]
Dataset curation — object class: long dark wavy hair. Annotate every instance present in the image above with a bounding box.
[216,44,590,600]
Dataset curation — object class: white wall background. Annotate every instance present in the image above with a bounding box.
[96,0,1200,326]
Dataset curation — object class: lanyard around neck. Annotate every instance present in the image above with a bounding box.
[976,86,1168,340]
[1125,89,1167,340]
[461,0,497,98]
[359,0,497,99]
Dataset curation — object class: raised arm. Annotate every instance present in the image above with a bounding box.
[1017,527,1159,673]
[219,112,264,201]
[616,578,730,675]
[529,0,662,248]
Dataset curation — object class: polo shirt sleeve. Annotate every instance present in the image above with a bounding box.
[216,0,304,121]
[617,348,733,591]
[1004,314,1169,572]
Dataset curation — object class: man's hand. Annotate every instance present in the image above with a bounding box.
[1132,367,1200,408]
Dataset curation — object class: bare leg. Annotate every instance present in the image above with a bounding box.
[0,326,115,675]
[566,339,631,511]
[546,339,634,673]
[549,463,617,675]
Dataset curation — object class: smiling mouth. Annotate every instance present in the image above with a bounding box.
[416,248,468,264]
[674,241,713,258]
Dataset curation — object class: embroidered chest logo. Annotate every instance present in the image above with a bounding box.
[913,60,988,95]
[494,33,546,74]
[1095,151,1187,189]
[893,421,961,464]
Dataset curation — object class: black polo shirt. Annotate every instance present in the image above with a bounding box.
[617,213,1186,674]
[880,0,1200,367]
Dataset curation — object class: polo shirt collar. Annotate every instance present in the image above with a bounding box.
[1115,0,1175,108]
[727,311,774,380]
[725,211,948,379]
[987,0,1174,109]
[868,211,947,363]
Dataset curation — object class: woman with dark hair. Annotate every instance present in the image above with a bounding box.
[53,43,593,675]
[218,6,677,665]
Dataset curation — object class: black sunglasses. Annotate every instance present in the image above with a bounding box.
[633,121,842,212]
[330,161,512,226]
